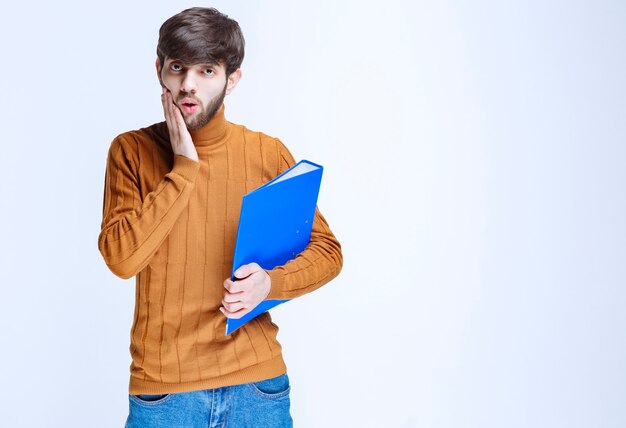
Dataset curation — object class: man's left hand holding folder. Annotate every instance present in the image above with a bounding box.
[220,263,271,319]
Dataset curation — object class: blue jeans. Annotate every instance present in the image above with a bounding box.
[125,373,292,428]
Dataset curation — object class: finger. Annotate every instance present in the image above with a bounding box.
[226,276,250,293]
[161,88,170,122]
[162,90,175,134]
[234,262,261,280]
[222,299,245,313]
[167,92,179,124]
[220,306,249,320]
[167,93,188,143]
[222,292,242,304]
[224,278,238,293]
[171,96,188,130]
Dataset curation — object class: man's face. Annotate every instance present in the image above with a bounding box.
[157,57,239,130]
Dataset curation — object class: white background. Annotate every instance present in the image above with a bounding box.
[0,1,625,427]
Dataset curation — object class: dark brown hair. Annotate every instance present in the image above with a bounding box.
[157,7,245,76]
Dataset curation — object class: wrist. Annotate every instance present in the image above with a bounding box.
[265,270,285,300]
[172,155,200,180]
[262,270,271,300]
[172,143,196,157]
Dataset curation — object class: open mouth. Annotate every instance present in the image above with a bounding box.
[180,99,199,114]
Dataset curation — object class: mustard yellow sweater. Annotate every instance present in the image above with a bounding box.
[98,105,342,394]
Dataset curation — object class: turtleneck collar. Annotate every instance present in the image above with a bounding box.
[189,104,229,147]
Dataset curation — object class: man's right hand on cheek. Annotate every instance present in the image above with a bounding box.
[161,87,199,162]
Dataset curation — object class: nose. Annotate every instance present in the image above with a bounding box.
[180,71,197,94]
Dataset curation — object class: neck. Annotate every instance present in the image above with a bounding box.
[189,104,228,147]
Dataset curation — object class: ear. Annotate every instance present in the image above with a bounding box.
[155,57,164,88]
[225,68,243,95]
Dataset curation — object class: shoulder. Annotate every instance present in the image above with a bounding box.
[228,121,296,169]
[228,121,279,146]
[113,122,169,150]
[108,122,170,159]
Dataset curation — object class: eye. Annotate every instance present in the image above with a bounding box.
[204,68,214,76]
[170,63,182,72]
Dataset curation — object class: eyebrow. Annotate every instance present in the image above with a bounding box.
[168,59,219,68]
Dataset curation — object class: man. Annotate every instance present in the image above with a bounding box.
[97,7,342,428]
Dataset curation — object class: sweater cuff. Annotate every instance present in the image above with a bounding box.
[172,155,200,182]
[266,269,286,300]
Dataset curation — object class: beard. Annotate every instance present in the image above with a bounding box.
[178,82,227,131]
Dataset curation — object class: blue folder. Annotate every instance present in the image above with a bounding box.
[225,160,324,335]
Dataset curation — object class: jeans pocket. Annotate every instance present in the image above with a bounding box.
[130,393,172,406]
[249,373,291,399]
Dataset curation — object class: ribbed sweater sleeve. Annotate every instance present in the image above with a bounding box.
[98,136,200,279]
[266,140,343,300]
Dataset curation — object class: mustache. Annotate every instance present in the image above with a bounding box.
[176,93,202,105]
